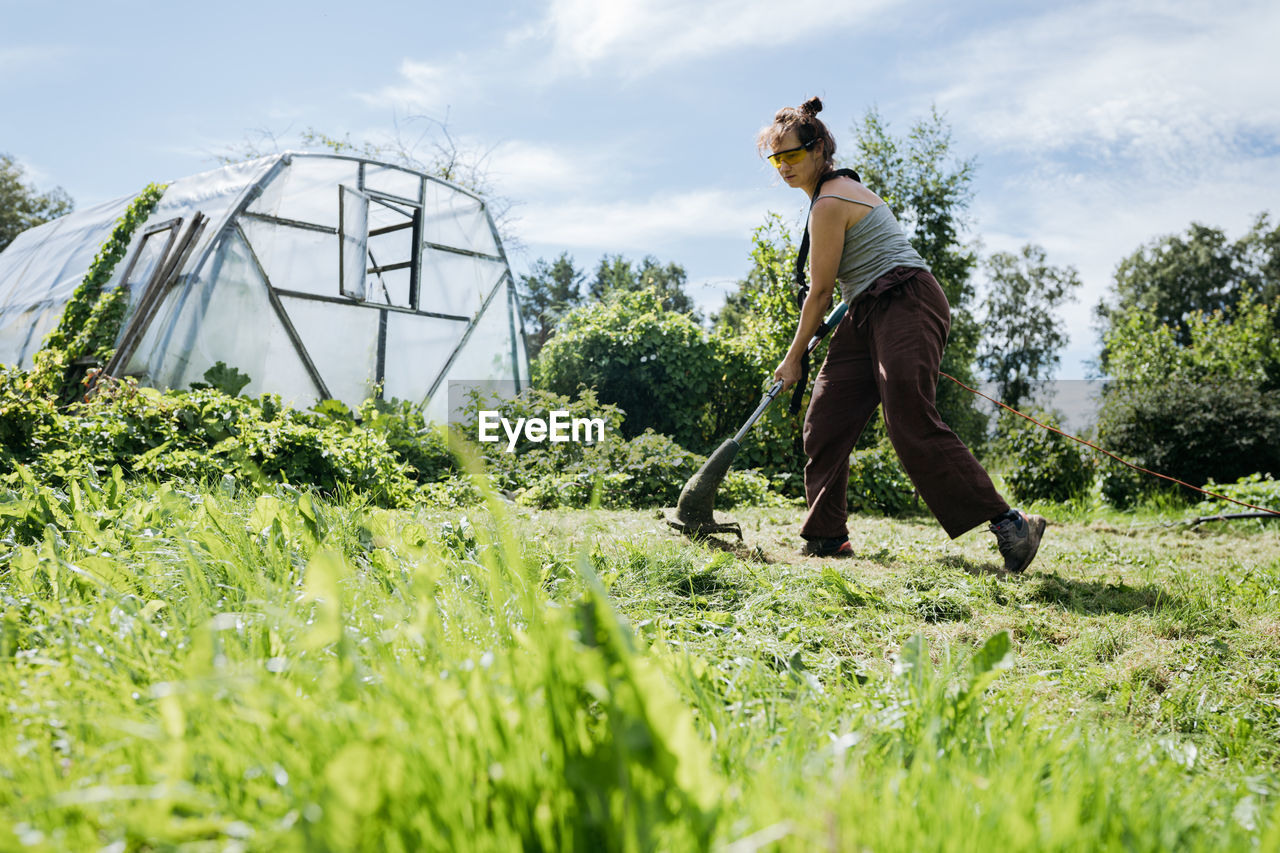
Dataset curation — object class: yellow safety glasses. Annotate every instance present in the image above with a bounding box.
[767,138,818,168]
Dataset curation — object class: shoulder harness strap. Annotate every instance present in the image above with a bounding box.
[789,167,860,415]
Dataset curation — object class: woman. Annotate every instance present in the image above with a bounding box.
[761,97,1046,571]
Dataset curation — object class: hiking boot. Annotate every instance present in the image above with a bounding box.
[800,535,853,558]
[989,510,1047,573]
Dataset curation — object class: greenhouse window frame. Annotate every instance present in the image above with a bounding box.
[117,218,184,292]
[363,190,423,311]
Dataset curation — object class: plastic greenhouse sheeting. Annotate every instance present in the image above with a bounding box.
[0,195,135,365]
[430,276,525,422]
[0,153,528,420]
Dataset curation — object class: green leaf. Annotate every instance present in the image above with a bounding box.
[955,630,1013,722]
[195,361,252,397]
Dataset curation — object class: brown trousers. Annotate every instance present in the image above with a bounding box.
[801,267,1009,540]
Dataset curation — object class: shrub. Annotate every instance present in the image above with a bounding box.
[418,475,484,508]
[1096,380,1280,494]
[0,366,57,467]
[534,288,758,453]
[1099,459,1146,510]
[2,381,422,508]
[1195,473,1280,515]
[1097,296,1280,493]
[461,387,784,510]
[603,430,704,507]
[717,468,785,509]
[847,442,917,516]
[358,397,456,484]
[992,409,1094,504]
[459,387,626,490]
[3,364,785,513]
[506,429,703,510]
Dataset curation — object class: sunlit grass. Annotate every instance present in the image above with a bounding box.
[1,473,1277,850]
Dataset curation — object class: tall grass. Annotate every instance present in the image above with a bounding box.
[1,470,1276,850]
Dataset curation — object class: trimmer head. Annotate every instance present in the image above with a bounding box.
[665,303,850,542]
[667,439,743,540]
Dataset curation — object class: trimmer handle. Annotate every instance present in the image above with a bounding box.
[734,301,848,442]
[812,300,848,343]
[764,300,849,397]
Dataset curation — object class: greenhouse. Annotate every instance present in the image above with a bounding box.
[0,153,528,421]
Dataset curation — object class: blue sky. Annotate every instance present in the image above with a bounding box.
[5,0,1279,378]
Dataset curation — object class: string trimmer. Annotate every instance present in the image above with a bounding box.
[668,300,848,540]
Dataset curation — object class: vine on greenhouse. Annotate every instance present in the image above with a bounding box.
[30,182,167,403]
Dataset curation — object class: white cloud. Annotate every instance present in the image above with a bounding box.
[0,44,71,76]
[971,146,1280,376]
[512,188,772,249]
[358,59,458,113]
[529,0,895,75]
[4,153,57,188]
[912,0,1280,376]
[926,0,1280,163]
[483,139,612,197]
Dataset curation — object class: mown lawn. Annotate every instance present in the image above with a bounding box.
[1,475,1277,850]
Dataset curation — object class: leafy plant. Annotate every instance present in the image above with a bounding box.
[1097,295,1280,493]
[456,386,786,510]
[1,384,420,508]
[0,366,57,467]
[1195,472,1280,515]
[1099,457,1146,510]
[30,182,167,403]
[846,441,917,516]
[188,361,252,397]
[890,630,1013,756]
[535,288,756,453]
[359,397,456,484]
[993,408,1094,503]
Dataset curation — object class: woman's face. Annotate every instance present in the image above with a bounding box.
[768,129,822,191]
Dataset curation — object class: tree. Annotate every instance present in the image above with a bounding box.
[1094,216,1280,497]
[714,238,777,334]
[1096,293,1280,492]
[518,252,585,360]
[719,215,816,479]
[589,254,699,317]
[534,288,751,452]
[977,244,1081,411]
[1099,223,1239,347]
[1239,213,1280,307]
[847,106,987,449]
[1,153,73,252]
[712,275,758,333]
[1094,213,1280,371]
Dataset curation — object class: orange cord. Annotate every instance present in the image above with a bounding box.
[939,372,1280,518]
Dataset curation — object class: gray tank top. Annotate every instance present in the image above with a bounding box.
[810,196,930,304]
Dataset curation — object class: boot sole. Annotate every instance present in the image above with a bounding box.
[799,544,854,558]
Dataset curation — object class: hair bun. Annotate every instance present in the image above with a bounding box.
[800,96,823,117]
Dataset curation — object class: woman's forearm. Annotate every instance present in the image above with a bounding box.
[784,281,837,362]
